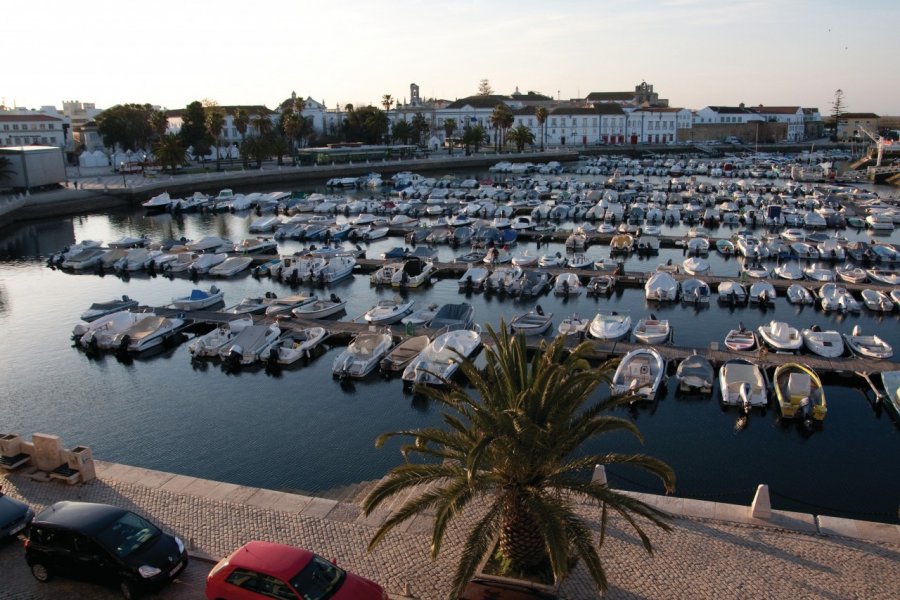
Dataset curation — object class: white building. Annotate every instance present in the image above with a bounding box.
[0,112,68,148]
[694,105,762,126]
[624,107,681,144]
[751,106,805,142]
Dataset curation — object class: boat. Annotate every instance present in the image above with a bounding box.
[818,283,860,313]
[861,289,894,312]
[881,371,900,420]
[391,258,435,288]
[843,326,893,359]
[773,363,827,424]
[61,247,107,270]
[511,250,539,267]
[332,330,394,378]
[364,297,415,325]
[645,272,678,302]
[609,234,634,254]
[866,269,900,285]
[107,235,149,248]
[553,273,582,296]
[234,237,278,254]
[801,325,844,358]
[113,315,184,353]
[587,311,632,341]
[402,303,440,327]
[675,353,715,393]
[141,192,172,212]
[506,269,551,297]
[892,289,900,309]
[509,306,553,336]
[209,256,253,277]
[719,359,768,412]
[74,311,155,349]
[218,323,282,365]
[429,302,475,331]
[292,293,347,319]
[586,275,616,296]
[803,263,834,282]
[401,329,482,386]
[380,335,431,374]
[162,252,200,273]
[680,279,711,306]
[538,252,565,268]
[186,236,231,253]
[636,236,659,256]
[567,254,593,269]
[80,295,139,322]
[222,296,272,315]
[786,284,815,305]
[458,266,490,292]
[716,239,735,255]
[724,324,756,352]
[558,313,590,337]
[264,327,328,364]
[835,264,867,284]
[633,316,671,344]
[189,253,228,275]
[188,316,255,358]
[748,281,776,306]
[263,294,317,317]
[758,320,802,352]
[741,263,770,279]
[717,281,747,306]
[682,256,710,276]
[113,247,157,271]
[611,348,666,402]
[565,229,587,251]
[773,261,804,280]
[172,286,224,310]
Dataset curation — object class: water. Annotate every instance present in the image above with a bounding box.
[0,175,898,525]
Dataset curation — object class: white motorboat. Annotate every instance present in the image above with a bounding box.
[719,359,768,413]
[186,236,231,253]
[265,327,328,364]
[364,298,415,325]
[682,256,710,276]
[264,294,317,317]
[107,235,149,249]
[818,283,860,313]
[861,289,894,312]
[332,330,394,378]
[748,281,776,305]
[611,348,666,402]
[586,275,616,296]
[458,266,490,291]
[774,261,804,280]
[675,353,715,393]
[801,326,844,358]
[141,192,172,212]
[162,252,201,273]
[507,269,551,297]
[567,254,593,269]
[314,255,356,284]
[758,320,802,351]
[538,252,565,268]
[113,247,156,271]
[249,215,282,232]
[391,258,435,288]
[172,286,224,310]
[724,324,756,352]
[866,269,900,285]
[645,272,678,302]
[188,316,254,358]
[189,253,228,274]
[610,234,634,254]
[429,302,475,331]
[587,311,632,341]
[401,329,482,386]
[633,316,671,344]
[892,289,900,309]
[717,281,747,306]
[113,315,184,353]
[292,294,347,319]
[554,272,582,296]
[219,323,282,365]
[843,326,893,359]
[835,264,867,284]
[234,237,278,254]
[380,335,431,374]
[209,256,253,277]
[402,303,440,327]
[558,313,590,337]
[511,250,539,267]
[680,279,711,306]
[61,247,107,270]
[741,263,770,279]
[509,306,553,336]
[371,262,404,286]
[74,311,155,349]
[881,371,900,420]
[803,263,834,282]
[786,284,815,305]
[80,295,139,322]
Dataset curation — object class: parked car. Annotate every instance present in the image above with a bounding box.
[205,540,387,600]
[0,486,34,538]
[25,501,188,599]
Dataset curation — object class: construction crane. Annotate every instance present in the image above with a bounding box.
[855,124,889,167]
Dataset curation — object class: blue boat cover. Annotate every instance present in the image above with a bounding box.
[190,290,208,300]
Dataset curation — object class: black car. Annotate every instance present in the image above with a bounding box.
[25,501,188,599]
[0,486,34,539]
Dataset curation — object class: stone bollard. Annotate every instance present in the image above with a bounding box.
[591,464,607,486]
[750,484,771,519]
[31,433,63,471]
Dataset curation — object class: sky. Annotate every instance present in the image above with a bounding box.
[3,0,898,115]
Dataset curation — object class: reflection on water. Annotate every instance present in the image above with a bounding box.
[0,174,898,525]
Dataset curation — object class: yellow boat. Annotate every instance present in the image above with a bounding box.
[774,363,827,423]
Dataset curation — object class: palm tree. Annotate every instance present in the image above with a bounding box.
[535,107,549,152]
[507,124,535,152]
[252,111,273,138]
[232,108,250,167]
[149,110,169,142]
[490,104,515,152]
[470,124,486,153]
[153,133,186,174]
[382,94,393,112]
[205,108,225,171]
[443,118,457,155]
[0,156,16,186]
[283,112,303,161]
[363,327,675,598]
[392,120,413,145]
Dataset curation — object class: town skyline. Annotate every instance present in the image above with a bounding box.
[5,0,899,115]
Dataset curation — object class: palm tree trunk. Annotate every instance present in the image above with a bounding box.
[498,492,545,569]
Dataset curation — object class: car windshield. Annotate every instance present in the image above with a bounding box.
[289,555,346,600]
[95,511,160,558]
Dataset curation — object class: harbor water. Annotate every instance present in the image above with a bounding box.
[1,171,898,525]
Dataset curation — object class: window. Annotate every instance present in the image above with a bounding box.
[259,575,296,600]
[12,124,19,130]
[48,123,54,129]
[226,568,261,592]
[2,124,7,130]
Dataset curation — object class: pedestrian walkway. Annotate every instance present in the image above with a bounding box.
[2,462,898,599]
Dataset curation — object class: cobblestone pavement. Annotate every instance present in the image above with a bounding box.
[2,465,897,600]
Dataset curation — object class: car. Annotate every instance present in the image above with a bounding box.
[0,486,34,538]
[25,501,188,599]
[460,577,559,599]
[205,540,388,600]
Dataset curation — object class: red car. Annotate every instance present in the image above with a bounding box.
[205,541,388,600]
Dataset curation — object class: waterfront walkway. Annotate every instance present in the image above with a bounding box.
[2,461,898,599]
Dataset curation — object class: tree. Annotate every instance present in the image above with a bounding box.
[831,89,846,142]
[252,111,273,138]
[180,101,211,159]
[382,94,393,112]
[149,110,169,142]
[233,108,250,143]
[153,133,186,174]
[205,107,226,171]
[241,136,268,169]
[269,135,290,166]
[462,124,487,154]
[363,327,675,597]
[535,107,549,151]
[0,156,15,185]
[282,111,303,159]
[477,78,493,96]
[95,103,157,151]
[344,106,389,144]
[411,112,430,146]
[391,120,413,145]
[490,104,515,151]
[507,124,536,152]
[443,118,457,155]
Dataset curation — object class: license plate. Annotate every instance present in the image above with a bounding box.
[169,561,185,577]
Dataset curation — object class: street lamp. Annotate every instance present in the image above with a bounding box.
[120,162,126,187]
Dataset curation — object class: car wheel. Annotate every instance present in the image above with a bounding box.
[119,580,141,600]
[31,562,51,582]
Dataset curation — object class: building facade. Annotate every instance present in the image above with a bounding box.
[0,112,68,148]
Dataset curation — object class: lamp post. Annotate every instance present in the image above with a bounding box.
[141,154,146,177]
[120,162,126,187]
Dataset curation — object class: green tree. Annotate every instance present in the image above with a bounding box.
[363,327,674,598]
[478,78,493,96]
[391,120,413,145]
[252,111,273,138]
[205,107,226,171]
[831,89,846,142]
[232,108,250,166]
[180,101,211,159]
[269,134,289,166]
[241,136,268,169]
[535,107,549,151]
[462,124,486,154]
[411,112,430,146]
[344,106,389,144]
[507,124,535,152]
[153,133,186,174]
[382,94,393,112]
[149,110,169,142]
[490,104,515,152]
[0,156,16,185]
[443,118,457,155]
[95,103,156,151]
[282,111,303,160]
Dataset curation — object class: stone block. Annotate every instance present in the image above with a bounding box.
[0,433,21,457]
[750,484,771,519]
[300,497,338,519]
[31,433,63,472]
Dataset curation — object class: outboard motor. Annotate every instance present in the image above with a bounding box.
[226,345,243,370]
[739,382,752,415]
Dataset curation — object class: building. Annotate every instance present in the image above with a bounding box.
[835,112,880,142]
[751,106,805,142]
[0,112,68,149]
[586,81,669,108]
[625,107,682,144]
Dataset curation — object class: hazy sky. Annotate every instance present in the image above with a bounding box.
[3,0,898,114]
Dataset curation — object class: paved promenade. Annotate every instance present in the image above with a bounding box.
[1,461,897,600]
